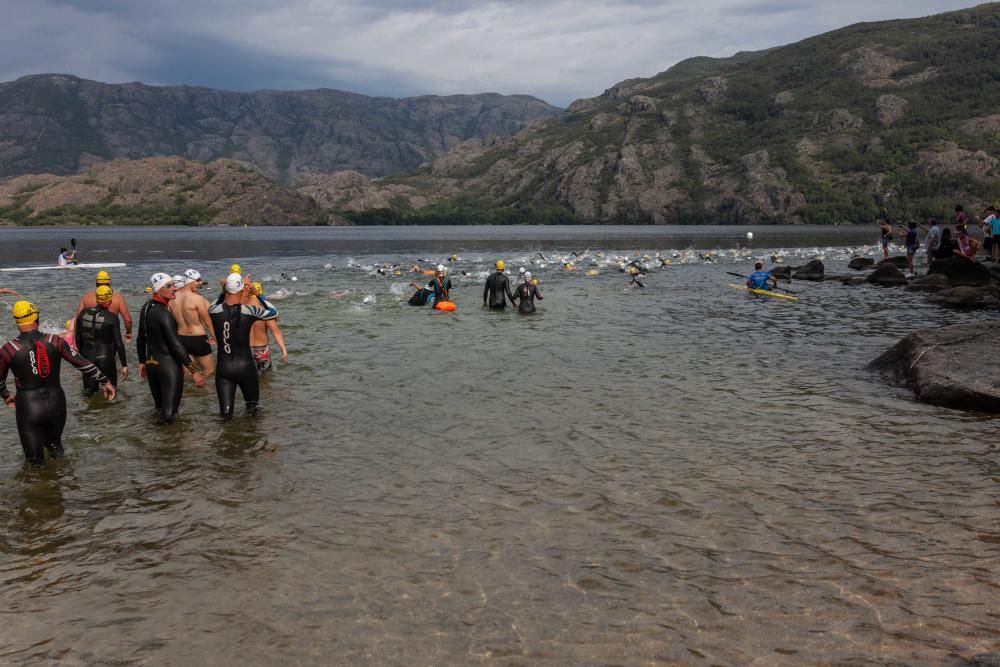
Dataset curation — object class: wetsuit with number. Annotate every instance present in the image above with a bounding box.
[75,306,126,394]
[511,282,543,314]
[137,296,198,424]
[0,331,108,464]
[484,272,514,309]
[209,298,278,418]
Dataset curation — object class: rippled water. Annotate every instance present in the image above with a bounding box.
[0,226,997,666]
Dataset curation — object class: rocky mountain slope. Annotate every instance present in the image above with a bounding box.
[0,75,559,183]
[315,3,1000,224]
[0,157,338,226]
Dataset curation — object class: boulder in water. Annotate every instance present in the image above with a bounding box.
[769,265,791,279]
[868,321,1000,413]
[792,259,824,281]
[876,256,909,269]
[905,274,950,292]
[848,257,875,270]
[926,285,1000,308]
[866,263,908,286]
[928,258,994,286]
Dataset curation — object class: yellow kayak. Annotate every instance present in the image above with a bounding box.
[727,283,799,302]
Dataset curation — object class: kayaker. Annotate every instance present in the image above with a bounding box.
[57,247,78,266]
[746,263,777,291]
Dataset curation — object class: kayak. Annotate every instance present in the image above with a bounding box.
[727,283,799,302]
[2,262,127,273]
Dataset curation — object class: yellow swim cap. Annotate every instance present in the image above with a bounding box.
[96,285,114,304]
[252,281,263,296]
[495,260,505,271]
[12,301,39,325]
[65,319,73,330]
[95,270,111,285]
[230,264,242,275]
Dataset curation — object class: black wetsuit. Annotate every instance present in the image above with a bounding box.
[137,297,197,424]
[0,331,108,465]
[75,306,126,394]
[512,282,543,314]
[209,298,278,418]
[484,272,514,309]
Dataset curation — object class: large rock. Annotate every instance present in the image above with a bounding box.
[866,263,908,286]
[848,257,875,270]
[876,256,909,269]
[928,258,994,286]
[769,266,792,279]
[792,259,824,281]
[868,321,1000,412]
[926,285,1000,308]
[905,274,950,292]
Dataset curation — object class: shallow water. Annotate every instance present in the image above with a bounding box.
[0,226,997,666]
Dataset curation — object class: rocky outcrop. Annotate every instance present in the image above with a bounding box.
[918,143,998,178]
[928,258,994,286]
[841,47,939,88]
[905,274,950,292]
[0,157,337,225]
[868,321,1000,413]
[877,256,909,269]
[0,74,560,182]
[866,263,908,286]
[791,259,824,281]
[926,285,1000,307]
[875,94,908,126]
[960,115,1000,136]
[849,257,875,270]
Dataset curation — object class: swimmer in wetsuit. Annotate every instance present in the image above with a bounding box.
[484,260,515,309]
[209,273,279,418]
[74,285,128,395]
[75,271,133,342]
[511,271,543,313]
[137,273,205,424]
[0,301,115,465]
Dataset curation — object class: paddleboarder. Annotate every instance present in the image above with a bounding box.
[1,300,115,466]
[75,271,133,342]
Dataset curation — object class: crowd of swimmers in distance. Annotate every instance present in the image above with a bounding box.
[876,203,1000,276]
[0,266,288,467]
[406,261,544,313]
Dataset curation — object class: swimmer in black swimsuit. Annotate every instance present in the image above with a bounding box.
[136,273,205,423]
[74,285,127,394]
[511,272,543,313]
[484,260,515,309]
[1,301,115,465]
[209,273,279,419]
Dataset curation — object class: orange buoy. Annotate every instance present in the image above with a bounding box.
[434,300,456,312]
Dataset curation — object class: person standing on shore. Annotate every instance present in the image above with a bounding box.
[980,206,999,262]
[954,204,969,231]
[75,271,133,342]
[878,219,893,258]
[1,301,115,466]
[904,222,920,276]
[137,273,205,424]
[924,219,941,268]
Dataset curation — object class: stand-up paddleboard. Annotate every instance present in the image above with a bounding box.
[2,262,127,273]
[727,283,799,302]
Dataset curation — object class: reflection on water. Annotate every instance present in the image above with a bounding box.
[0,226,997,665]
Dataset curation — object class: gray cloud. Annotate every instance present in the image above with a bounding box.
[0,0,979,106]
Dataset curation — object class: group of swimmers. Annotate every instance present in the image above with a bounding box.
[0,265,288,466]
[406,261,544,313]
[877,204,1000,275]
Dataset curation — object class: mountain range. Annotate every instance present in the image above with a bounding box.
[2,3,999,226]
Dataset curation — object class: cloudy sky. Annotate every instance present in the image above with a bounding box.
[0,0,979,106]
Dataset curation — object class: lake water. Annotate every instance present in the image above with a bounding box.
[0,225,997,666]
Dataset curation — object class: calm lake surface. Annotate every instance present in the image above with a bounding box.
[0,225,997,666]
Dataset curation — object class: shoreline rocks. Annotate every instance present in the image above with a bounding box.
[868,321,1000,413]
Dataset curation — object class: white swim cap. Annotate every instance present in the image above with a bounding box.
[150,272,173,292]
[184,268,204,285]
[436,264,446,273]
[519,267,525,275]
[524,271,532,280]
[172,274,186,288]
[747,232,754,240]
[224,272,245,294]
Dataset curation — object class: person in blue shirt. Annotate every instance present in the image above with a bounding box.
[746,262,777,290]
